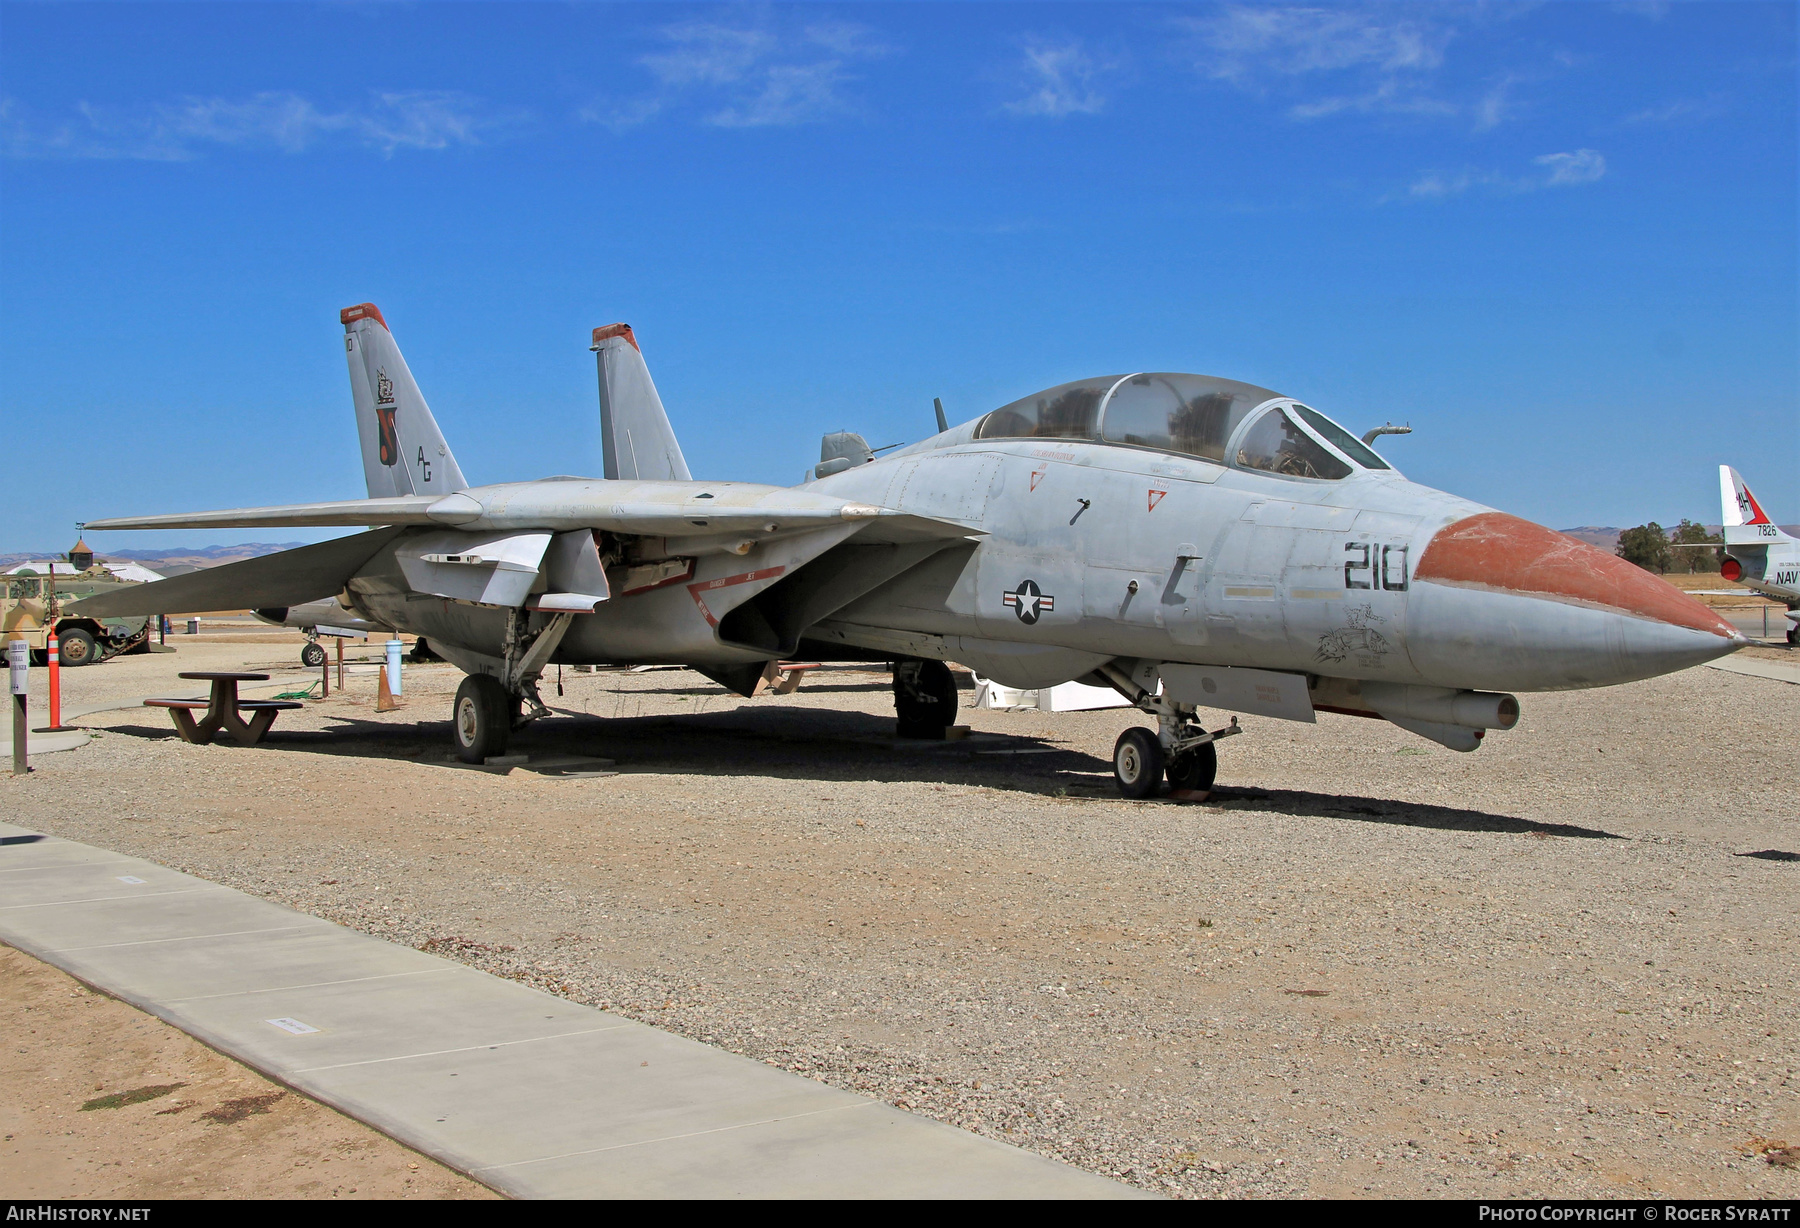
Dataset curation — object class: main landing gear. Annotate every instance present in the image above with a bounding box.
[454,674,513,762]
[449,610,577,764]
[894,659,959,738]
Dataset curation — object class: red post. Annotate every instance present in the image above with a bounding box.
[46,629,62,731]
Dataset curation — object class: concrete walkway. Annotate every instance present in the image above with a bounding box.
[0,822,1141,1199]
[1706,655,1799,685]
[0,728,90,756]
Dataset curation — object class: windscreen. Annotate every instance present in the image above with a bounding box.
[1291,405,1391,470]
[1234,408,1352,480]
[1100,374,1267,464]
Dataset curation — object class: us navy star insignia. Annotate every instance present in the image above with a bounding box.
[1002,579,1055,625]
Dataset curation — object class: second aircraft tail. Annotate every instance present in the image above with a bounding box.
[1720,464,1792,545]
[591,323,691,482]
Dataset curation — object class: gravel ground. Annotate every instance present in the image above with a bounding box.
[5,639,1796,1199]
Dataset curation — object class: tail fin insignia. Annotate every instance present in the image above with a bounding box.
[341,304,468,499]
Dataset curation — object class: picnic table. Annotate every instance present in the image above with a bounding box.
[144,671,303,746]
[752,661,824,696]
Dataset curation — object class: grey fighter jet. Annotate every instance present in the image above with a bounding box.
[73,304,1745,795]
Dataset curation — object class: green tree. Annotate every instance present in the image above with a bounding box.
[1616,522,1674,573]
[1668,518,1723,574]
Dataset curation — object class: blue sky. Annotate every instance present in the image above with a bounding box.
[2,0,1794,551]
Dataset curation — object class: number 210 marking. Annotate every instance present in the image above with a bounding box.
[1344,542,1409,591]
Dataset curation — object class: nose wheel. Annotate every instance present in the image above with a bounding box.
[1112,728,1164,799]
[1114,716,1236,798]
[1166,741,1218,793]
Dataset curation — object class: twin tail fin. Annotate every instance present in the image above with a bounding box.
[342,303,468,499]
[591,324,691,482]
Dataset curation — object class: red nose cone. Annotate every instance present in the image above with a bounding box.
[1416,513,1739,638]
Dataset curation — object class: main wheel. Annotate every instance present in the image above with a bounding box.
[894,659,958,738]
[1113,727,1165,799]
[452,674,512,763]
[57,627,97,667]
[300,641,327,668]
[1166,741,1218,793]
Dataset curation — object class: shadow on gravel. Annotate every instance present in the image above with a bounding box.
[1736,849,1799,862]
[1204,786,1623,840]
[99,706,1615,839]
[98,706,1101,792]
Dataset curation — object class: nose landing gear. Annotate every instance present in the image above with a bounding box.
[1111,717,1234,798]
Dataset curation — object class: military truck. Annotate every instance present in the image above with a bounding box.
[1,540,153,666]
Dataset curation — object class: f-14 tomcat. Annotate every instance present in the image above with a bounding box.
[75,304,1746,796]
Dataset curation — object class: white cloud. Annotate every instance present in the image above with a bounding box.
[1003,38,1113,118]
[2,90,511,160]
[1400,148,1607,201]
[1535,148,1606,186]
[596,18,895,130]
[1407,168,1482,199]
[1288,77,1457,120]
[1196,4,1452,80]
[1619,96,1726,125]
[1176,5,1564,132]
[1473,74,1520,131]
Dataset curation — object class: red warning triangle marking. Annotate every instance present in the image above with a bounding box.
[1030,466,1046,492]
[1148,488,1167,512]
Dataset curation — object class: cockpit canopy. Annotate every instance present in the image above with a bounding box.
[973,372,1390,479]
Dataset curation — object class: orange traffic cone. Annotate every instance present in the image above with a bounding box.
[376,665,401,712]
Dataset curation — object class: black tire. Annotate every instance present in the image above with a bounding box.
[1113,727,1165,799]
[300,641,327,668]
[894,659,958,738]
[409,637,441,663]
[453,674,512,763]
[57,627,97,667]
[1167,741,1218,793]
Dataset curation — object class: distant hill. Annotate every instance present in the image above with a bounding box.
[1559,526,1622,552]
[0,542,306,571]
